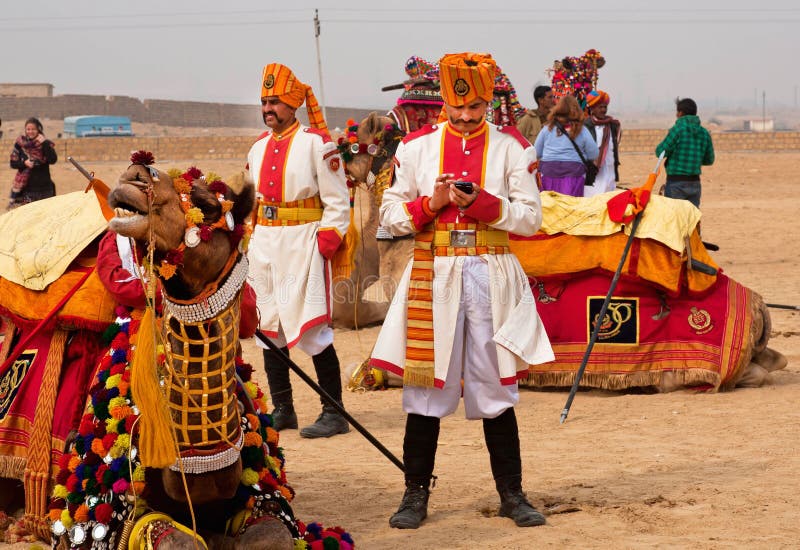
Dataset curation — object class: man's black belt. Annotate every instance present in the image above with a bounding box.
[666,174,701,182]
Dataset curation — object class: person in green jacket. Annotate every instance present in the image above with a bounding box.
[655,98,715,208]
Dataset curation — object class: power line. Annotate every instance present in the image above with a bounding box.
[1,6,799,23]
[2,15,798,32]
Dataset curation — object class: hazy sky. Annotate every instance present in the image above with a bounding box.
[2,0,798,113]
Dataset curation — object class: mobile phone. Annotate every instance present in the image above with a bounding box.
[453,181,474,194]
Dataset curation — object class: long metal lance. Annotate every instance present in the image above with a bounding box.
[254,330,405,472]
[560,152,666,424]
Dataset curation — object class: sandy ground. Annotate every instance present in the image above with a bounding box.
[1,150,799,549]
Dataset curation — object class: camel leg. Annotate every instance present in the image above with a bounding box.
[735,363,770,388]
[753,347,788,373]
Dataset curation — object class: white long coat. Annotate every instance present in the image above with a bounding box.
[370,121,554,386]
[246,123,349,348]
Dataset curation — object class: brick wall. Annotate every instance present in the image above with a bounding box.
[2,130,797,163]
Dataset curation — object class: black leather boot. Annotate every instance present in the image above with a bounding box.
[263,347,298,431]
[484,408,545,527]
[299,403,349,438]
[300,345,349,438]
[389,482,430,529]
[389,414,440,529]
[496,475,546,527]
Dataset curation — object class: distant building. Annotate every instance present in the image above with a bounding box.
[63,115,133,137]
[0,83,54,98]
[744,119,774,132]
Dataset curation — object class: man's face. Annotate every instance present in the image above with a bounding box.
[538,90,555,111]
[590,103,608,118]
[261,97,296,132]
[444,99,488,134]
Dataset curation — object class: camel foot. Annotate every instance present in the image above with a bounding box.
[236,516,293,550]
[753,347,788,373]
[736,363,770,388]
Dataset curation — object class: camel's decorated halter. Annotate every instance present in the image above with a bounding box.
[336,118,403,188]
[130,152,250,473]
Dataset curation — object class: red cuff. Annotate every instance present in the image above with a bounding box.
[406,196,438,230]
[464,190,502,224]
[317,227,343,259]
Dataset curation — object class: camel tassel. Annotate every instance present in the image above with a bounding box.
[130,307,177,468]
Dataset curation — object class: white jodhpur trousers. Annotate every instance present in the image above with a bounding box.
[402,256,519,420]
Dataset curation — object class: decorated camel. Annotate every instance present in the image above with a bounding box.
[341,113,787,393]
[0,157,353,548]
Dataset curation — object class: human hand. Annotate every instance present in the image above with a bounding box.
[429,173,454,211]
[450,182,479,208]
[24,159,35,169]
[35,134,45,145]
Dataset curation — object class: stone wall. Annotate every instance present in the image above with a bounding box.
[0,94,374,130]
[1,130,797,163]
[620,130,800,153]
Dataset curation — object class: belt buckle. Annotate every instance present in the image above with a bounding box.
[450,229,476,247]
[261,205,278,220]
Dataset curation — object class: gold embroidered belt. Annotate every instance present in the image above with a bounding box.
[256,195,323,226]
[403,223,510,389]
[431,227,510,253]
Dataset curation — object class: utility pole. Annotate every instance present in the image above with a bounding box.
[313,9,328,123]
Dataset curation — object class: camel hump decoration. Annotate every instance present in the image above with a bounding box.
[44,153,353,549]
[382,54,526,134]
[547,48,606,109]
[342,108,786,393]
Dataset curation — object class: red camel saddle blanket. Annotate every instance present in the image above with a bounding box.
[0,328,97,479]
[525,272,754,391]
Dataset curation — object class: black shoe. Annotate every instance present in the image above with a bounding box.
[270,404,298,431]
[299,407,349,438]
[389,484,429,529]
[498,487,546,527]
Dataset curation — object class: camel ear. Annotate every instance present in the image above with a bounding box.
[229,175,255,225]
[365,111,383,135]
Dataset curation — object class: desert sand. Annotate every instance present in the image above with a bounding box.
[1,148,798,549]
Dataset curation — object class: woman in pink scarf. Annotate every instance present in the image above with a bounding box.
[8,117,57,209]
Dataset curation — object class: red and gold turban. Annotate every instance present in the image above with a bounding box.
[438,52,497,106]
[586,89,610,108]
[261,63,328,135]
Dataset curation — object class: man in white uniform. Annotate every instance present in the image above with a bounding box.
[247,63,351,438]
[369,52,555,529]
[583,89,622,197]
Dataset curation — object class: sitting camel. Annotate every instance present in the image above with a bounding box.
[48,155,350,549]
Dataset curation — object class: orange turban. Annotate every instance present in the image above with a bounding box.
[260,63,328,136]
[586,89,610,108]
[438,53,497,106]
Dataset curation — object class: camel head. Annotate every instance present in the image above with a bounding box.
[339,112,404,187]
[108,152,255,299]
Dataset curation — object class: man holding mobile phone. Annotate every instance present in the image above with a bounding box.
[370,52,554,529]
